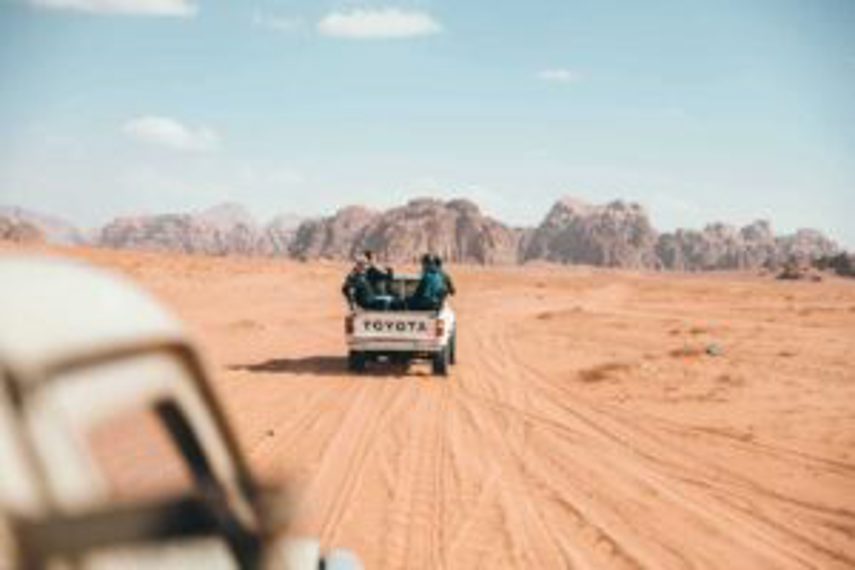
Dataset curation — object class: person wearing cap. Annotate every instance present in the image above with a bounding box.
[407,253,447,311]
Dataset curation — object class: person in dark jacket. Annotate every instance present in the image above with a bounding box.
[363,250,394,295]
[433,255,455,298]
[342,258,386,310]
[407,254,447,311]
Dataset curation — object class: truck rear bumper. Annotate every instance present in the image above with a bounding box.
[347,339,443,353]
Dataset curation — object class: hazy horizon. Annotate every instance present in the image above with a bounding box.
[2,0,853,246]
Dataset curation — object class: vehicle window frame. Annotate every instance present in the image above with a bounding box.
[5,341,263,569]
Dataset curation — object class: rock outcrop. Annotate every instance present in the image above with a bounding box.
[290,199,521,264]
[523,198,659,268]
[775,229,839,265]
[97,203,301,256]
[0,206,82,244]
[656,221,774,271]
[289,206,379,260]
[3,199,846,271]
[263,213,303,256]
[0,215,44,244]
[656,221,839,271]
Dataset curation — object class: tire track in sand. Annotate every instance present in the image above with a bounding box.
[495,316,855,569]
[292,380,411,546]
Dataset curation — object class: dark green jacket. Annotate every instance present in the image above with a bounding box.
[413,268,447,305]
[342,272,375,308]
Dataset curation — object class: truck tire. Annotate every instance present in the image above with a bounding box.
[449,329,457,365]
[432,346,449,376]
[348,351,366,373]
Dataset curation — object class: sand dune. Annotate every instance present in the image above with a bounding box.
[12,245,855,569]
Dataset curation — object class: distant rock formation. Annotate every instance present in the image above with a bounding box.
[775,229,839,265]
[263,213,304,256]
[289,199,521,264]
[656,221,839,271]
[3,198,846,271]
[97,203,301,256]
[0,215,44,244]
[0,206,83,244]
[289,206,379,260]
[523,198,659,268]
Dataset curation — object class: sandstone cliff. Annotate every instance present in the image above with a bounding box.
[290,199,521,264]
[523,198,660,268]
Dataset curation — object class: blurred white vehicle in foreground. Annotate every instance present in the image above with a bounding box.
[0,257,360,570]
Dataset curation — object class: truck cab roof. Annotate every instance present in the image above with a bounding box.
[0,257,187,384]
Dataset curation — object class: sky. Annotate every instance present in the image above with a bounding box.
[1,0,854,245]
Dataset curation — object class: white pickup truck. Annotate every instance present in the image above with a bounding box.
[345,275,457,376]
[0,257,361,570]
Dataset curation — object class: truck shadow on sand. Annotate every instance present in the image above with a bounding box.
[228,356,428,378]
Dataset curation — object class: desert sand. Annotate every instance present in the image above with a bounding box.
[10,245,855,569]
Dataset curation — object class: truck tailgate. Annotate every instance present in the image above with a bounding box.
[353,312,437,341]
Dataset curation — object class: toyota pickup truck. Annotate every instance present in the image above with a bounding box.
[0,257,360,570]
[345,275,457,376]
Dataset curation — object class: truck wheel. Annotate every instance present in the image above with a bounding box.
[432,346,449,376]
[348,351,366,373]
[449,330,457,365]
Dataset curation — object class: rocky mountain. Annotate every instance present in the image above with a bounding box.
[656,221,839,271]
[0,215,44,244]
[520,197,842,271]
[522,198,660,268]
[2,198,845,272]
[775,229,839,264]
[289,199,522,264]
[263,213,304,256]
[97,203,301,256]
[289,206,379,260]
[0,206,83,244]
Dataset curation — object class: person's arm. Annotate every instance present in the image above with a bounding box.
[342,276,356,309]
[445,273,456,296]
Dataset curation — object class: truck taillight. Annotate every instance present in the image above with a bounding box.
[345,315,355,335]
[435,318,445,337]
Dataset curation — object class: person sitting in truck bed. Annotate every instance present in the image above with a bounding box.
[433,255,455,298]
[342,258,389,310]
[406,254,447,311]
[363,249,394,295]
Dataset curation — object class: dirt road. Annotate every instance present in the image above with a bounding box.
[42,249,855,568]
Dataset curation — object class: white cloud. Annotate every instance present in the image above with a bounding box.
[252,10,303,32]
[30,0,196,16]
[317,8,441,39]
[123,116,220,152]
[537,68,581,84]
